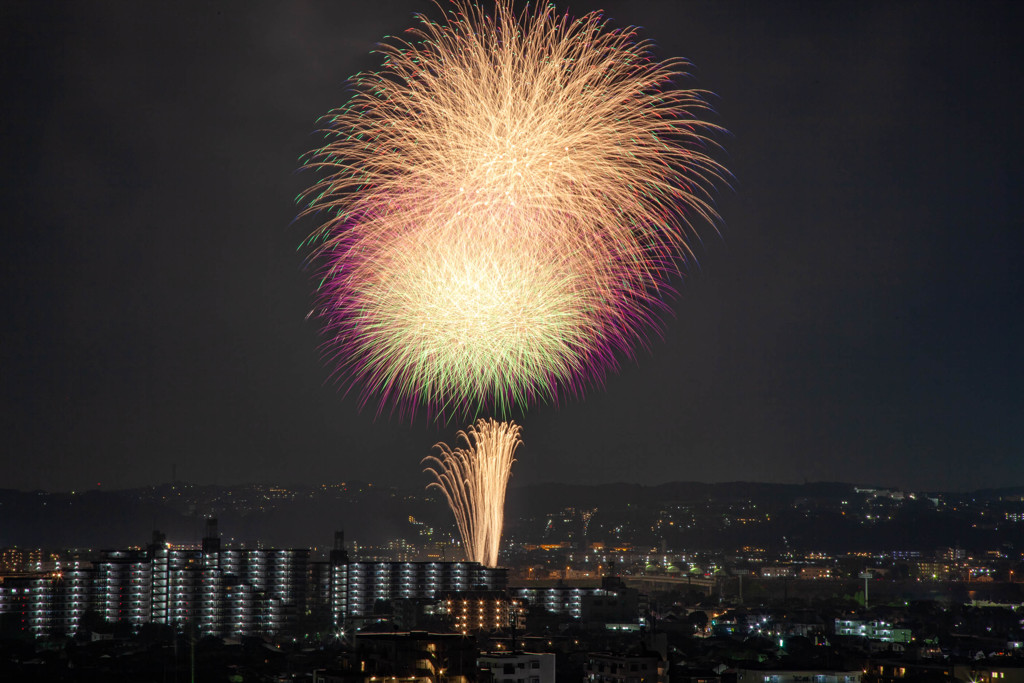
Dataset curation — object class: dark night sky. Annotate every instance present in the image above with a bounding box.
[3,1,1021,493]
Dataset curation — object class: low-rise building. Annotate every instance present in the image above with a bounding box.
[438,591,523,634]
[510,576,641,626]
[799,567,832,580]
[834,619,911,643]
[736,669,861,683]
[479,651,555,683]
[585,650,667,683]
[761,567,796,579]
[354,631,478,683]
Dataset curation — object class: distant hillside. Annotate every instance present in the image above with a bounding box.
[2,480,1021,552]
[505,480,860,511]
[0,484,452,551]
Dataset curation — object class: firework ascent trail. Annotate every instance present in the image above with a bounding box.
[300,0,726,566]
[422,419,522,568]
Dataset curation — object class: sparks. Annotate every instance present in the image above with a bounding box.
[299,0,727,418]
[423,419,522,568]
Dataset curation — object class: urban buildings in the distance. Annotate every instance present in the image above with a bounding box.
[3,517,1024,641]
[6,482,1024,682]
[0,522,513,639]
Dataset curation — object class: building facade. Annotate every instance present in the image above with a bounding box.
[736,670,861,683]
[479,652,556,683]
[331,561,507,625]
[510,577,641,626]
[0,528,507,639]
[834,619,912,643]
[585,651,668,683]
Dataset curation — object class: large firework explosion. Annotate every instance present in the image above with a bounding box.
[422,419,522,568]
[300,1,725,566]
[299,0,725,418]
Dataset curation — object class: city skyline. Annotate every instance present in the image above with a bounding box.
[3,1,1021,493]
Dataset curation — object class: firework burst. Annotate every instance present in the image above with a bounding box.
[299,0,726,418]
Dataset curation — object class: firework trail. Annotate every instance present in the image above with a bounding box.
[299,0,726,418]
[300,0,726,567]
[423,419,521,567]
